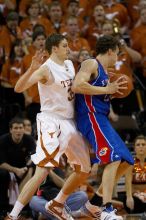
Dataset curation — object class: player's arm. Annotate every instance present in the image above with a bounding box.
[72,59,128,95]
[15,50,50,93]
[72,59,108,95]
[15,65,49,93]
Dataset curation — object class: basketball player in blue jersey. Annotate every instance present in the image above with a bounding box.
[72,35,134,220]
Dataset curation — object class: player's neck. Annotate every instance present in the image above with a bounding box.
[50,54,65,66]
[96,55,108,69]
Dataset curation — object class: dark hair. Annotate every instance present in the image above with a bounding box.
[67,0,79,6]
[32,31,46,42]
[9,39,24,64]
[6,11,19,22]
[33,24,45,33]
[26,1,40,15]
[45,33,66,54]
[96,35,119,55]
[134,135,146,146]
[49,1,62,11]
[0,12,5,25]
[9,117,24,129]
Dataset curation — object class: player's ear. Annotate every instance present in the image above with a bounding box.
[107,49,113,55]
[52,46,58,53]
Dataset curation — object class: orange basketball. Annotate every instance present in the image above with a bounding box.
[109,73,133,98]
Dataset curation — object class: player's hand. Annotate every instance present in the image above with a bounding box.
[106,76,128,95]
[126,196,134,210]
[30,50,49,70]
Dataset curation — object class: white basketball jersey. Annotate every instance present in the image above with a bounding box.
[38,58,75,119]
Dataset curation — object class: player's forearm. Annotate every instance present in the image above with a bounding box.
[72,82,108,95]
[0,162,18,174]
[15,66,36,93]
[125,46,141,63]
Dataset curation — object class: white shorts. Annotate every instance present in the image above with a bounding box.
[31,112,91,173]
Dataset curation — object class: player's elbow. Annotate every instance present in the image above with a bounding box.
[14,83,23,93]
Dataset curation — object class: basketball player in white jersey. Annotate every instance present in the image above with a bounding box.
[5,34,98,220]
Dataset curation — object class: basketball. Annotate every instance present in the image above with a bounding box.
[109,73,133,98]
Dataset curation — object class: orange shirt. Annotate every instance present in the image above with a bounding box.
[0,0,16,15]
[104,3,128,26]
[20,16,51,36]
[114,48,134,82]
[125,0,140,25]
[130,24,146,48]
[0,26,11,57]
[132,158,146,184]
[8,26,22,45]
[19,0,31,15]
[130,24,146,76]
[21,48,40,103]
[67,35,91,52]
[86,20,105,51]
[19,0,52,16]
[61,0,89,18]
[1,58,22,87]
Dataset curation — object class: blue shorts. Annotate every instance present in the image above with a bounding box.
[76,112,134,165]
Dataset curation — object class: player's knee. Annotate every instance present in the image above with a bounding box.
[74,164,91,177]
[33,166,49,182]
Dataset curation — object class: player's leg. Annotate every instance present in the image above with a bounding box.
[98,161,132,195]
[102,160,121,205]
[45,132,92,220]
[5,166,49,220]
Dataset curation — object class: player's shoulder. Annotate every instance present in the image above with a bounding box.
[80,58,98,72]
[64,59,74,66]
[82,58,98,66]
[64,59,75,72]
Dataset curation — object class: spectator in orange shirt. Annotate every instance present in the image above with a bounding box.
[19,0,31,18]
[20,1,50,38]
[1,40,24,109]
[0,11,22,59]
[61,0,89,19]
[125,0,140,27]
[47,1,66,34]
[126,0,146,27]
[124,135,146,214]
[86,5,107,51]
[102,0,129,33]
[21,31,47,124]
[19,0,52,18]
[89,0,129,34]
[6,11,22,43]
[0,0,16,16]
[130,8,146,77]
[1,39,25,118]
[62,15,91,63]
[64,0,87,35]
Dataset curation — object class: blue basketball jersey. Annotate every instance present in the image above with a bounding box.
[75,59,134,165]
[75,60,110,116]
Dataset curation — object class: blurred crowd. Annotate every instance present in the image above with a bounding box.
[0,0,146,219]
